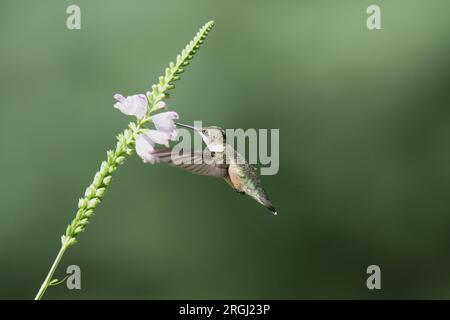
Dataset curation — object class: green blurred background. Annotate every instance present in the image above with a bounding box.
[1,0,450,299]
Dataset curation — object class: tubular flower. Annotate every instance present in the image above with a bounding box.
[113,94,148,119]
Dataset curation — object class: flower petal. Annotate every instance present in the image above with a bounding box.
[113,94,148,119]
[113,93,125,103]
[152,111,179,140]
[136,133,156,163]
[146,129,170,147]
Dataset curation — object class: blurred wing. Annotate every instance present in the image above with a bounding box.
[152,148,228,177]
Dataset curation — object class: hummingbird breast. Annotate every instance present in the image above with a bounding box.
[224,145,277,214]
[228,164,244,192]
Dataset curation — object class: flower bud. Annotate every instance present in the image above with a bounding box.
[107,150,115,163]
[84,186,95,198]
[96,188,106,197]
[108,165,117,174]
[78,218,89,226]
[100,161,109,175]
[84,209,94,217]
[78,198,87,209]
[93,172,102,188]
[115,156,125,165]
[124,129,132,140]
[75,209,84,220]
[87,198,100,209]
[103,176,112,185]
[74,226,84,235]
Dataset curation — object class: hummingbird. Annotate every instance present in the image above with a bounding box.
[151,123,278,215]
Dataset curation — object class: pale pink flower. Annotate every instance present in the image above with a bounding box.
[135,130,171,163]
[146,129,171,147]
[136,133,156,164]
[152,111,179,140]
[114,94,179,163]
[113,93,148,119]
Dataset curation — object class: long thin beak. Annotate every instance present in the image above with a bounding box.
[176,122,197,130]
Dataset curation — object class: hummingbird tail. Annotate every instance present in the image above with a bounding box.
[252,192,278,216]
[266,203,278,216]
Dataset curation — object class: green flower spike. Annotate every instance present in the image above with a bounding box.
[34,21,215,300]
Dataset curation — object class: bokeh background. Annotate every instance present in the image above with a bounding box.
[1,0,450,299]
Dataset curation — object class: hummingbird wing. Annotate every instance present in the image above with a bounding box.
[151,148,228,177]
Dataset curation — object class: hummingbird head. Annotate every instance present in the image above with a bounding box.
[176,123,226,152]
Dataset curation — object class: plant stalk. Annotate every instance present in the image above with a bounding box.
[33,20,214,300]
[34,242,69,300]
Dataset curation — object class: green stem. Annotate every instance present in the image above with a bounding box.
[34,242,69,300]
